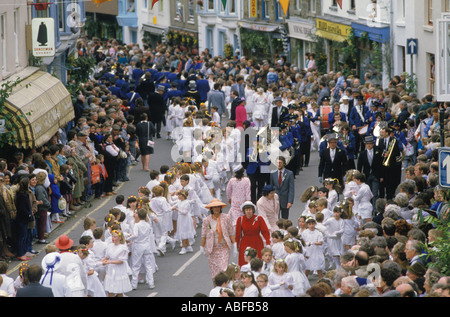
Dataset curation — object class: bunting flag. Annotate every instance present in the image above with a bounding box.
[91,0,112,7]
[279,0,289,17]
[337,0,343,9]
[222,0,227,9]
[151,0,159,9]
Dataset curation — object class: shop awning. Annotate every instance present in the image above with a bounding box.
[315,17,352,42]
[142,23,168,36]
[1,67,73,149]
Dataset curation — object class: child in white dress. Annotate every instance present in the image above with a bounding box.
[283,239,310,296]
[323,178,341,212]
[323,206,345,269]
[102,230,132,297]
[172,189,196,254]
[303,217,325,279]
[352,173,374,224]
[150,185,176,255]
[77,245,106,297]
[270,230,287,260]
[268,259,295,297]
[341,199,360,251]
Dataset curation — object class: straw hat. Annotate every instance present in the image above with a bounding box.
[205,198,227,209]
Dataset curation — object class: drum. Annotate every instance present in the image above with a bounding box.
[320,105,332,131]
[358,125,369,135]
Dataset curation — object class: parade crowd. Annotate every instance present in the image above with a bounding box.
[0,34,449,298]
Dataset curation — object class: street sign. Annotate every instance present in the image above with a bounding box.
[407,38,418,55]
[31,18,55,57]
[438,147,450,188]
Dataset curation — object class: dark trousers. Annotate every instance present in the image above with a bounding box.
[36,209,47,241]
[280,207,290,220]
[248,171,269,204]
[301,139,312,166]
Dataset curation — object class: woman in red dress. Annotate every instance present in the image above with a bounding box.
[235,201,271,267]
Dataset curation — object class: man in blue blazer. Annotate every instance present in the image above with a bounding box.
[15,265,54,297]
[270,156,295,219]
[245,138,271,203]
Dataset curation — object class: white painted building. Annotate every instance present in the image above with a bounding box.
[138,0,171,49]
[391,0,450,98]
[197,0,241,58]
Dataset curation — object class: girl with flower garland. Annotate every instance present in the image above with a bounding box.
[283,239,310,296]
[172,189,196,254]
[268,259,295,297]
[102,229,132,297]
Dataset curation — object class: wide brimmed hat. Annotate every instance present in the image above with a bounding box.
[58,197,67,211]
[240,201,256,211]
[41,252,62,272]
[205,198,227,209]
[55,235,73,250]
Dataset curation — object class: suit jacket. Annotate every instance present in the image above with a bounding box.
[15,282,54,297]
[147,92,166,121]
[270,168,295,209]
[357,147,384,180]
[318,147,348,182]
[270,106,289,128]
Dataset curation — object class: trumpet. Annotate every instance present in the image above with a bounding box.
[382,138,396,167]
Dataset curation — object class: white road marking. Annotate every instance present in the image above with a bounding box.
[172,250,202,276]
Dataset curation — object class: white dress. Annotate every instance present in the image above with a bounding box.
[271,242,287,260]
[342,216,359,246]
[82,252,106,297]
[103,243,132,294]
[327,189,338,212]
[243,283,260,297]
[252,93,268,127]
[285,252,310,296]
[174,199,196,241]
[323,217,344,257]
[352,183,374,220]
[343,180,360,211]
[302,229,325,271]
[268,272,295,297]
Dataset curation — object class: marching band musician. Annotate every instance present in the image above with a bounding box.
[349,95,369,158]
[339,123,356,170]
[299,103,314,169]
[328,103,347,128]
[379,127,401,200]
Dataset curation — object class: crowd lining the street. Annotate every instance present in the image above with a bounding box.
[0,34,449,298]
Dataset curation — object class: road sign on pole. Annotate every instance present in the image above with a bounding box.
[407,38,418,55]
[438,148,450,188]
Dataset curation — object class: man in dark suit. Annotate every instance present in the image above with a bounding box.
[270,156,295,219]
[147,85,166,138]
[318,134,348,186]
[357,135,384,211]
[15,264,54,297]
[270,97,289,128]
[379,127,401,200]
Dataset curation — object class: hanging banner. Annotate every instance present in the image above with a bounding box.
[151,0,159,9]
[279,0,289,17]
[31,18,55,57]
[250,0,257,18]
[222,0,227,9]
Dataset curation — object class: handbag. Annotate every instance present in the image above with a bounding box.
[405,142,414,156]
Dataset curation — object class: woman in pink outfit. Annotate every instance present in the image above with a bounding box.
[226,164,251,228]
[235,98,248,129]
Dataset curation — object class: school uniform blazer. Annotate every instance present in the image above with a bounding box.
[318,147,348,181]
[270,168,295,209]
